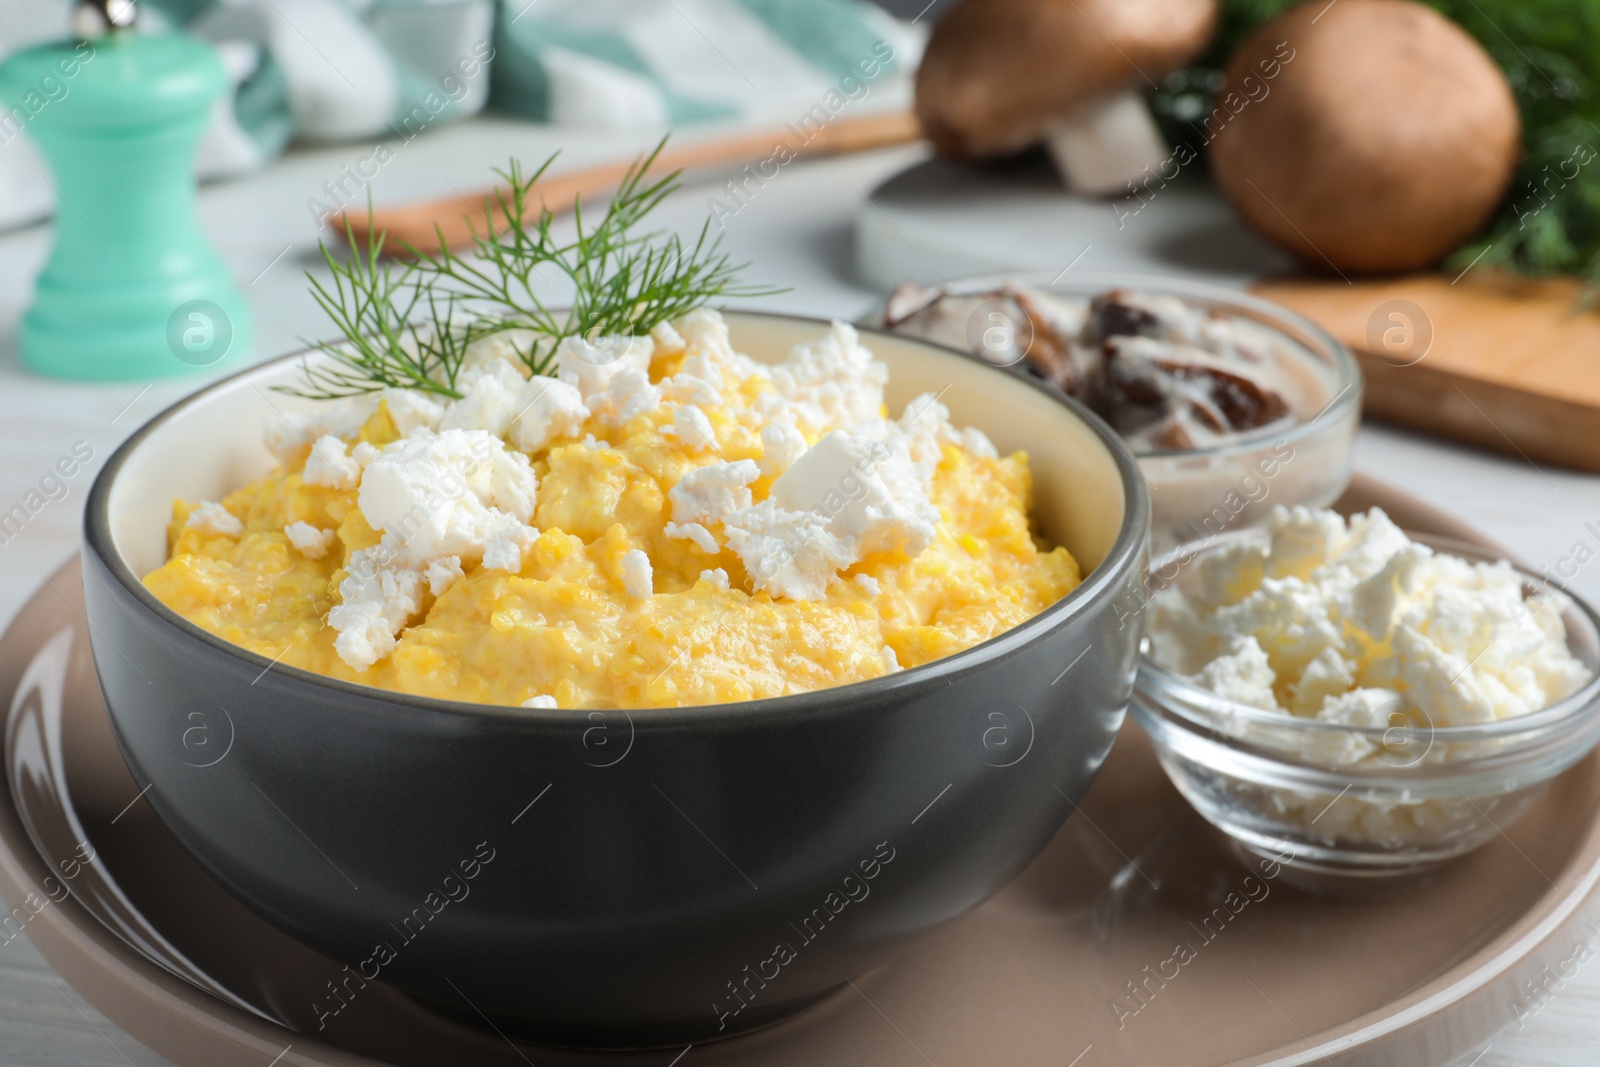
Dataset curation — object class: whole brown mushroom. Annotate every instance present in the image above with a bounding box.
[916,0,1218,197]
[1208,0,1521,275]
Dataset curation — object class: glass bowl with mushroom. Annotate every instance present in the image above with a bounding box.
[877,270,1361,553]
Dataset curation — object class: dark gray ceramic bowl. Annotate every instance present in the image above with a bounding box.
[81,311,1150,1047]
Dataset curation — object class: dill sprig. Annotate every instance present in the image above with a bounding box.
[1430,0,1600,288]
[1149,0,1600,288]
[293,216,484,399]
[283,140,779,400]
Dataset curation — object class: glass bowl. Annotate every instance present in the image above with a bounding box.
[870,270,1362,554]
[1130,532,1600,891]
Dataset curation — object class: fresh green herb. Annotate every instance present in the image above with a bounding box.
[285,141,780,400]
[1149,0,1600,287]
[294,220,484,399]
[1433,0,1600,287]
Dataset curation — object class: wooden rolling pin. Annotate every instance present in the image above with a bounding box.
[339,109,923,255]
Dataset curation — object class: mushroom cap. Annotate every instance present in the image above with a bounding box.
[1209,0,1520,275]
[916,0,1219,159]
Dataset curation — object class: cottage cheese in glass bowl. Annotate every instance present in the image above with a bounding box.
[1131,506,1600,888]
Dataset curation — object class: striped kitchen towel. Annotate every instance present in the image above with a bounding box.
[492,0,919,127]
[0,0,919,230]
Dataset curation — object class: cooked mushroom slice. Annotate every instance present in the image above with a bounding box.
[883,283,1089,390]
[1007,286,1080,393]
[884,282,943,327]
[916,0,1218,197]
[1103,336,1291,448]
[1083,290,1164,345]
[882,288,1003,360]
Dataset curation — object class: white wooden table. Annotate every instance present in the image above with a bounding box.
[1,115,1597,1066]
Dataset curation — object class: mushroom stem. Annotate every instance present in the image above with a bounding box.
[1044,90,1172,198]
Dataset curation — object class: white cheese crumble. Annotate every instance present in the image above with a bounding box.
[521,695,559,709]
[853,574,881,597]
[357,429,538,566]
[666,383,955,602]
[461,327,542,373]
[1149,506,1593,740]
[669,460,760,527]
[723,500,856,602]
[327,429,542,670]
[431,356,595,453]
[700,568,731,590]
[747,389,790,430]
[426,556,464,597]
[482,530,532,573]
[383,390,444,435]
[284,521,334,559]
[329,559,426,671]
[650,319,687,356]
[439,358,530,436]
[1306,687,1410,764]
[588,366,662,428]
[759,420,808,478]
[659,364,724,407]
[899,391,998,464]
[489,450,539,523]
[665,521,719,555]
[659,334,731,408]
[769,429,939,560]
[302,435,362,490]
[1190,634,1279,711]
[881,645,901,672]
[767,320,888,431]
[482,540,518,572]
[621,549,653,598]
[676,307,770,384]
[509,377,588,453]
[186,501,242,537]
[666,405,717,451]
[264,395,378,464]
[556,334,653,399]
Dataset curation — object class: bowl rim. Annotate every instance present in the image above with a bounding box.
[84,308,1151,727]
[871,267,1364,462]
[1134,525,1600,753]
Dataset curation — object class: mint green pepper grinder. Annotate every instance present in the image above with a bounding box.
[0,0,250,379]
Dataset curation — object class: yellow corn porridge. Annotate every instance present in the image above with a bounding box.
[146,311,1081,708]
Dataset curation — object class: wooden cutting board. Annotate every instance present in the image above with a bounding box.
[1251,272,1600,473]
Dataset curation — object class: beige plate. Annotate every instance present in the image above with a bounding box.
[3,476,1598,1067]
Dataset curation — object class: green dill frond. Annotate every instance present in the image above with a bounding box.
[289,217,474,400]
[282,140,783,400]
